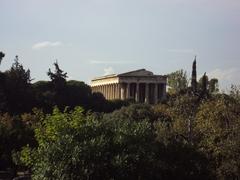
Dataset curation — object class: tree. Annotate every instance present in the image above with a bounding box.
[194,96,240,179]
[0,113,36,171]
[198,72,209,97]
[65,80,92,110]
[4,56,34,114]
[47,61,67,91]
[0,52,6,111]
[198,74,219,96]
[191,56,197,92]
[47,61,68,109]
[208,78,219,94]
[32,81,55,113]
[229,85,240,102]
[0,51,5,65]
[18,106,212,179]
[167,69,188,95]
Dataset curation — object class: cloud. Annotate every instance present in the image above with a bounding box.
[208,68,239,81]
[32,41,63,50]
[166,49,196,54]
[208,68,240,89]
[104,67,114,76]
[90,60,135,64]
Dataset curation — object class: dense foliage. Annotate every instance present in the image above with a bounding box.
[0,56,128,114]
[18,106,212,180]
[0,53,240,179]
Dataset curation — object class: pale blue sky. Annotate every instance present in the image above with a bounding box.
[0,0,240,89]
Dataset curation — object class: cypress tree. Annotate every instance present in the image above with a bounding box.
[0,51,5,64]
[191,56,197,92]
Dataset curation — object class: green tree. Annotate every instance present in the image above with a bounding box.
[32,81,57,113]
[65,80,92,110]
[0,113,36,170]
[198,72,209,97]
[194,96,240,179]
[47,61,68,110]
[167,69,188,95]
[229,85,240,102]
[47,61,67,91]
[4,56,34,114]
[18,106,212,179]
[198,74,219,96]
[208,78,219,94]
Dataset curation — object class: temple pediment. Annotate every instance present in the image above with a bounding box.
[118,69,154,76]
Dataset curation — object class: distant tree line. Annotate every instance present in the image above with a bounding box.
[0,53,128,115]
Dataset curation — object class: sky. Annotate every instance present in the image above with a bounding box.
[0,0,240,90]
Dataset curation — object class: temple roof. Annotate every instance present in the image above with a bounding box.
[118,69,154,76]
[92,69,166,81]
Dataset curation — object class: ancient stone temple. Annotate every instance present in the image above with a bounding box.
[91,69,167,104]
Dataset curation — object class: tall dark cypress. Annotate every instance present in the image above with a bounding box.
[191,56,197,92]
[0,52,5,65]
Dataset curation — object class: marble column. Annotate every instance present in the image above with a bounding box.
[103,85,105,98]
[109,84,111,99]
[126,83,130,99]
[120,83,125,100]
[114,83,117,99]
[154,83,158,104]
[117,83,120,99]
[107,84,110,99]
[111,84,114,99]
[113,84,115,99]
[109,84,111,100]
[112,84,114,99]
[135,83,139,102]
[145,83,149,103]
[105,85,108,99]
[162,83,167,100]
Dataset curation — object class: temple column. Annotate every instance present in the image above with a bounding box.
[112,84,115,99]
[109,84,112,99]
[114,83,117,99]
[105,85,108,99]
[117,83,120,99]
[107,84,110,99]
[135,83,139,102]
[103,85,105,98]
[145,83,149,103]
[126,83,130,99]
[154,83,158,104]
[120,83,125,100]
[162,83,167,100]
[109,84,112,100]
[111,84,114,99]
[113,84,115,99]
[108,84,111,99]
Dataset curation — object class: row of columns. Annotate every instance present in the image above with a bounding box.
[121,83,166,104]
[92,82,166,104]
[92,83,120,100]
